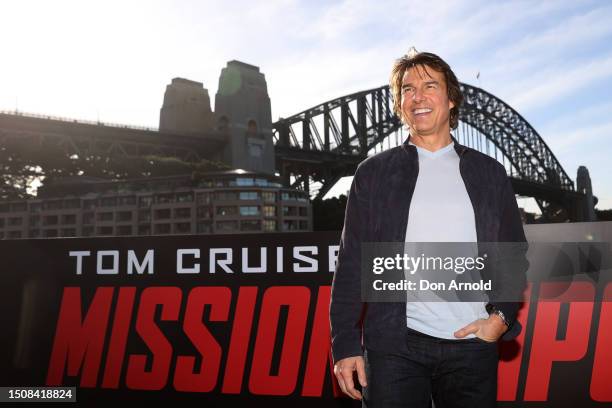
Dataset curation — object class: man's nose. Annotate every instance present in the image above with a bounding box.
[412,87,424,102]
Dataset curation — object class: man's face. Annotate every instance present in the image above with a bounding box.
[400,64,454,138]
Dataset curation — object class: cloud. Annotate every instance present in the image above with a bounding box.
[502,54,612,112]
[492,5,612,65]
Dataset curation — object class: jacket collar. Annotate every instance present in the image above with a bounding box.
[402,133,468,157]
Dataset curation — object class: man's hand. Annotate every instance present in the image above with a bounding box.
[453,313,508,342]
[333,356,367,400]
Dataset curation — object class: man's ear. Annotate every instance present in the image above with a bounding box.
[449,99,455,110]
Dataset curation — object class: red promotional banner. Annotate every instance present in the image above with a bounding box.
[0,232,610,406]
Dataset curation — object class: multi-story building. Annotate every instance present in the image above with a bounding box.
[0,170,311,239]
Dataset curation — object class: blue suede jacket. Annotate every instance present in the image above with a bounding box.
[330,134,529,363]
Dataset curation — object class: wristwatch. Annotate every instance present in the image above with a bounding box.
[486,304,509,327]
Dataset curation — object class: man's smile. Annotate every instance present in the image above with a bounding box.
[412,108,432,116]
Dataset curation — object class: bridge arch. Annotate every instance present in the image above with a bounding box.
[273,83,591,220]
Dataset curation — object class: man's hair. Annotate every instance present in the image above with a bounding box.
[389,51,463,129]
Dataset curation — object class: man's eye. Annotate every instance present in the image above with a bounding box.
[402,87,414,93]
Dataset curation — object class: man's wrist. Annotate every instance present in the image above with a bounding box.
[486,304,510,327]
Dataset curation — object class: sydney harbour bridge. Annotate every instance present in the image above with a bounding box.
[0,73,596,223]
[273,82,596,222]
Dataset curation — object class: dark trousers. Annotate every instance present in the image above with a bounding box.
[362,327,498,408]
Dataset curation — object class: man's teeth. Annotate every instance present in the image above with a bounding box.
[413,108,432,114]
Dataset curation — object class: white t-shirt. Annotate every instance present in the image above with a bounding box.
[405,140,488,339]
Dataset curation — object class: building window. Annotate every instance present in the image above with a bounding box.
[282,206,297,216]
[241,220,261,231]
[282,220,298,231]
[8,217,23,226]
[61,228,76,237]
[64,199,81,209]
[299,220,309,230]
[117,211,133,222]
[215,191,238,201]
[263,220,276,232]
[29,229,40,238]
[263,205,276,217]
[197,193,210,204]
[197,221,212,234]
[11,202,27,212]
[83,212,94,225]
[43,215,59,226]
[216,206,237,216]
[117,225,132,236]
[216,220,238,232]
[29,203,42,212]
[155,209,171,220]
[138,210,151,222]
[175,223,191,234]
[262,191,276,202]
[61,214,77,224]
[30,215,40,227]
[239,191,259,200]
[197,206,211,219]
[176,193,193,203]
[43,200,63,210]
[280,191,307,202]
[154,224,171,234]
[236,178,254,186]
[97,212,113,222]
[118,196,136,206]
[44,229,58,238]
[100,197,117,207]
[97,226,113,236]
[240,206,260,216]
[174,208,191,218]
[138,225,151,235]
[156,193,174,204]
[139,196,153,208]
[83,199,96,210]
[197,180,214,188]
[8,231,22,239]
[299,207,308,217]
[83,226,94,237]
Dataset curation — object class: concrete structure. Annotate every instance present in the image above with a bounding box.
[0,171,311,239]
[215,60,275,174]
[157,61,276,175]
[577,166,597,222]
[159,77,215,135]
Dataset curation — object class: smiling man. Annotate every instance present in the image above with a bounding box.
[330,50,528,407]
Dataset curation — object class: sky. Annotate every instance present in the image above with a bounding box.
[1,0,611,211]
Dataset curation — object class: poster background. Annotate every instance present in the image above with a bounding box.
[0,222,611,406]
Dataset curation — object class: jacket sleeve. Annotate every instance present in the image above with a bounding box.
[489,169,529,340]
[329,163,370,363]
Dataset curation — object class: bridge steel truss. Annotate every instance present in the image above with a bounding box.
[0,113,227,194]
[273,86,401,198]
[272,84,591,221]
